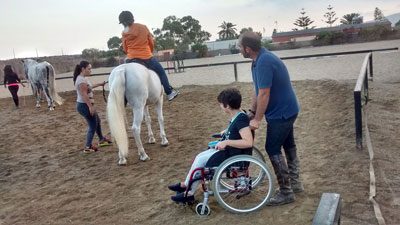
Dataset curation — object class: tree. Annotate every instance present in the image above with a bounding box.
[341,13,362,24]
[240,27,253,34]
[396,19,400,27]
[293,8,315,30]
[239,27,262,37]
[324,5,338,27]
[107,36,122,50]
[153,15,211,52]
[374,7,385,21]
[218,21,238,40]
[153,28,175,51]
[82,48,100,59]
[180,16,211,43]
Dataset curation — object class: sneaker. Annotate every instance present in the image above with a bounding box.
[171,192,195,204]
[167,89,179,101]
[99,138,112,147]
[168,183,186,193]
[83,146,98,153]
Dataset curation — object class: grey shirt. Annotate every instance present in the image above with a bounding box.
[75,75,94,104]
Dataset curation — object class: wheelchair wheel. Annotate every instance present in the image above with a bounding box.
[195,203,210,216]
[218,147,266,190]
[252,147,265,163]
[212,155,274,214]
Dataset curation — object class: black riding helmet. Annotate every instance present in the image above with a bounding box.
[119,11,134,24]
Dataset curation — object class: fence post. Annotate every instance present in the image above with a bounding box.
[354,91,362,149]
[369,53,373,80]
[234,63,238,82]
[364,68,369,104]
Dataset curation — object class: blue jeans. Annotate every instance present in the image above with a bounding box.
[265,114,298,157]
[125,57,172,95]
[77,103,104,147]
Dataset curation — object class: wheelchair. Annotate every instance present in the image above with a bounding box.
[185,136,275,216]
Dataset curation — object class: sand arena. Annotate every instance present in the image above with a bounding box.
[0,40,399,224]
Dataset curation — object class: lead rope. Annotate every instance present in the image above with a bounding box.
[364,106,386,225]
[102,81,108,103]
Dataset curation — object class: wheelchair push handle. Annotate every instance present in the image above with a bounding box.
[211,133,223,138]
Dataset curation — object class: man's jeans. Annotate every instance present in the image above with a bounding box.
[265,114,298,157]
[125,57,172,95]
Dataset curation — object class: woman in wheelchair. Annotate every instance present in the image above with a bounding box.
[168,88,254,203]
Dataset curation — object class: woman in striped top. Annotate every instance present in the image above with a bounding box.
[73,61,112,152]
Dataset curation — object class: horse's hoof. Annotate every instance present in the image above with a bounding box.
[36,105,40,108]
[161,141,169,147]
[140,155,150,161]
[118,158,127,165]
[148,137,156,144]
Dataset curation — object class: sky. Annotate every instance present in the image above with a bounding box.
[0,0,399,60]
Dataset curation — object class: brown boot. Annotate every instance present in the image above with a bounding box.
[265,154,295,206]
[284,147,304,193]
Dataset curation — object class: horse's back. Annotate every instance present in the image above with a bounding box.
[112,63,163,104]
[27,61,53,81]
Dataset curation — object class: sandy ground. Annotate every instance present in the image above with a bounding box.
[0,40,400,225]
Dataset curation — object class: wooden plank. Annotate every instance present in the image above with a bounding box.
[312,193,341,225]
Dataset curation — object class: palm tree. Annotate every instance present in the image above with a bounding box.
[341,13,361,24]
[218,21,238,40]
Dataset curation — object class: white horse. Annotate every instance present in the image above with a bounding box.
[107,63,168,165]
[22,59,64,110]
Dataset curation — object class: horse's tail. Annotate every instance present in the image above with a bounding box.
[47,64,64,105]
[107,68,129,159]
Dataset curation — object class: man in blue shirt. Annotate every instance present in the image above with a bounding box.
[239,32,303,206]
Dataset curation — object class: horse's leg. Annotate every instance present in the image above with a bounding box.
[41,84,54,111]
[143,106,156,144]
[131,106,150,161]
[32,84,40,108]
[155,100,169,146]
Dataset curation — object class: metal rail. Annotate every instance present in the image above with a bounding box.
[354,52,372,149]
[163,47,398,81]
[1,47,396,85]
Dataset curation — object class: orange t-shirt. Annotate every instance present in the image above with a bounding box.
[122,23,154,60]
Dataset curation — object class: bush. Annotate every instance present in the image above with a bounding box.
[105,56,118,67]
[314,31,344,46]
[191,43,208,58]
[261,40,272,50]
[230,44,240,54]
[82,48,100,59]
[90,59,103,68]
[359,25,392,41]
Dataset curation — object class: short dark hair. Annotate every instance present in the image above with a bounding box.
[217,88,242,110]
[239,32,261,52]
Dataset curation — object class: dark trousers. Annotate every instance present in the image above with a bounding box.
[265,114,298,157]
[125,57,172,94]
[8,86,19,107]
[76,103,104,147]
